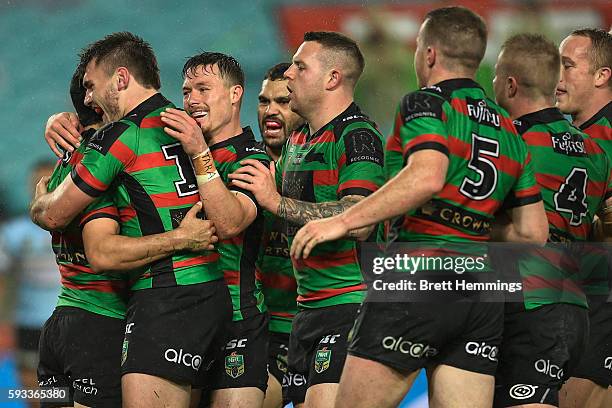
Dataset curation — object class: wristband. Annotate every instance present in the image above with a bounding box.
[192,149,219,183]
[196,172,220,184]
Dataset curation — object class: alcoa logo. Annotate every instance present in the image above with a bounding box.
[534,359,563,379]
[164,348,202,371]
[509,384,538,400]
[604,357,612,370]
[381,336,438,358]
[465,342,498,362]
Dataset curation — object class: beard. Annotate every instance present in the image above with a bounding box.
[102,85,121,121]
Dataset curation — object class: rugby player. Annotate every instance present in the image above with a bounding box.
[256,62,304,408]
[31,33,231,408]
[556,28,612,408]
[290,8,548,408]
[160,52,271,408]
[492,33,611,408]
[230,31,386,408]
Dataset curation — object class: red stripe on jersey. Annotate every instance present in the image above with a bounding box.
[212,147,237,163]
[386,134,402,153]
[59,263,94,277]
[271,311,295,318]
[436,188,501,215]
[546,211,589,239]
[313,169,338,186]
[338,153,346,169]
[130,152,173,173]
[109,140,136,167]
[311,130,335,144]
[337,179,379,194]
[537,173,564,192]
[223,270,240,286]
[522,131,551,147]
[297,283,366,303]
[404,134,448,156]
[293,249,357,271]
[80,206,119,225]
[69,151,84,166]
[120,207,137,223]
[447,135,471,160]
[522,275,584,297]
[141,116,164,128]
[221,234,244,247]
[150,192,199,208]
[403,216,487,241]
[61,277,125,293]
[75,163,108,192]
[515,186,541,199]
[584,124,612,141]
[173,253,220,269]
[259,270,297,292]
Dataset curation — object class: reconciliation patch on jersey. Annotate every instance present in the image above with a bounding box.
[86,122,130,156]
[401,91,444,124]
[344,129,384,166]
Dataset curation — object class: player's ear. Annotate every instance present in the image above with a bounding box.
[230,84,243,105]
[326,69,342,90]
[116,67,130,91]
[426,46,436,68]
[594,66,611,88]
[507,76,518,98]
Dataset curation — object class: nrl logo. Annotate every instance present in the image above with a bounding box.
[225,352,245,379]
[121,340,129,366]
[314,347,332,374]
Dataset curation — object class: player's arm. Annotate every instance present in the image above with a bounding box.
[30,175,96,231]
[82,202,217,273]
[45,112,82,157]
[160,108,256,239]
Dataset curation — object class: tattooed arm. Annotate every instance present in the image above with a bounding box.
[278,195,373,240]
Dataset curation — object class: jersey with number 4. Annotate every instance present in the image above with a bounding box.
[388,78,541,243]
[71,93,221,290]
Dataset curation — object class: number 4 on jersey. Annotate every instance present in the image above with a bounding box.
[554,167,588,227]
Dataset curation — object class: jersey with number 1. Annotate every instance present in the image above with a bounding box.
[72,93,221,290]
[388,78,541,243]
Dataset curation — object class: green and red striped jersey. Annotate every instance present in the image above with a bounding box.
[278,102,385,309]
[211,128,268,321]
[388,79,541,243]
[49,128,128,319]
[72,94,221,290]
[514,108,610,309]
[256,209,297,334]
[579,101,612,297]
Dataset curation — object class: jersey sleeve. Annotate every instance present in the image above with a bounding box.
[228,146,271,209]
[397,91,449,159]
[384,105,407,180]
[79,192,121,227]
[336,123,385,198]
[71,121,136,197]
[505,150,542,208]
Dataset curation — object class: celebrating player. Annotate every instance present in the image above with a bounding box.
[31,33,231,408]
[556,28,612,408]
[255,62,305,408]
[230,31,385,408]
[290,7,548,408]
[492,33,611,408]
[160,52,271,408]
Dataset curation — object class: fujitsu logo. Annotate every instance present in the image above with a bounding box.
[466,98,500,129]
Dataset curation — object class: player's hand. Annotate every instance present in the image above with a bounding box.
[229,159,280,212]
[45,112,82,157]
[291,216,349,259]
[176,202,218,251]
[34,176,51,201]
[160,108,208,157]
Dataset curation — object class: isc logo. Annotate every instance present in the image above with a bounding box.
[225,338,248,350]
[319,335,340,344]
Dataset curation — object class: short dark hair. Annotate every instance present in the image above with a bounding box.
[182,52,245,88]
[499,34,560,99]
[79,32,160,89]
[570,28,612,89]
[303,31,365,86]
[421,6,487,71]
[70,63,102,127]
[264,62,291,81]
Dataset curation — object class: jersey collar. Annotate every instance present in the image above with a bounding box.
[122,93,172,126]
[579,101,612,131]
[209,126,256,150]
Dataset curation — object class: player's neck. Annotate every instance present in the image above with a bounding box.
[507,96,553,121]
[207,117,244,146]
[572,91,612,127]
[266,146,282,162]
[121,88,158,119]
[426,68,475,88]
[306,93,353,135]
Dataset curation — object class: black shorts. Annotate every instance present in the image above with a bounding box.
[268,331,289,386]
[205,312,269,393]
[494,303,589,407]
[121,280,232,386]
[348,300,503,376]
[38,306,124,408]
[286,303,359,405]
[572,297,612,387]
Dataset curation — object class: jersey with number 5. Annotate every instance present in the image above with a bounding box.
[388,78,541,243]
[71,93,221,290]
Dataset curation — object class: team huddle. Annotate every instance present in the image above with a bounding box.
[29,5,611,408]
